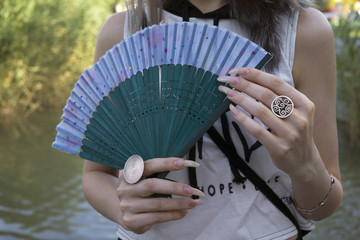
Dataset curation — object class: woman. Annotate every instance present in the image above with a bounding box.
[82,0,343,239]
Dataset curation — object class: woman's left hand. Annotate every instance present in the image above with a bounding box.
[217,67,320,178]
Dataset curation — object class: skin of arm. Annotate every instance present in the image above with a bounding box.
[291,7,343,220]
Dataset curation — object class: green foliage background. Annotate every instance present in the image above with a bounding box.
[0,0,359,143]
[333,12,360,144]
[0,0,112,121]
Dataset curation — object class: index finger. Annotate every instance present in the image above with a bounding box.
[143,158,199,178]
[228,67,303,103]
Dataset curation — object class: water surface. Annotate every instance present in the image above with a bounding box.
[0,110,359,239]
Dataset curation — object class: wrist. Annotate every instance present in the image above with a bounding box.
[293,172,335,216]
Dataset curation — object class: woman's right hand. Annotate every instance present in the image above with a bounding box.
[117,157,205,234]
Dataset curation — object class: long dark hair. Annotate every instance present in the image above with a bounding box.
[125,0,314,71]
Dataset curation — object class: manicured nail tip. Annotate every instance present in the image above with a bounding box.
[192,188,206,198]
[217,76,231,82]
[190,199,204,207]
[229,67,249,76]
[194,199,204,205]
[218,85,229,94]
[184,160,200,168]
[229,104,240,116]
[228,68,239,75]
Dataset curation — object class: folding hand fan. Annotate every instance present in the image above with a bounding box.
[52,22,272,172]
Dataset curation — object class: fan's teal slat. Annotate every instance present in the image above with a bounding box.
[106,91,141,153]
[130,71,155,156]
[123,74,151,153]
[83,129,128,160]
[80,141,126,169]
[170,70,217,152]
[88,112,119,145]
[160,64,186,156]
[255,53,272,69]
[165,65,195,150]
[84,120,134,161]
[96,97,125,138]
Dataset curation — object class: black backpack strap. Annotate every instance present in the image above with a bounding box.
[207,126,304,240]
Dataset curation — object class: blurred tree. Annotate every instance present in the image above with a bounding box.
[0,0,113,122]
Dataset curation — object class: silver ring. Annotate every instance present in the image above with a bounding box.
[123,155,144,184]
[271,95,294,119]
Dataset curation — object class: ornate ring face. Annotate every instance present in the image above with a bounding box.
[271,95,294,119]
[123,155,144,184]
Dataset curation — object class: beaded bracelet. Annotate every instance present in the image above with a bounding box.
[293,173,335,215]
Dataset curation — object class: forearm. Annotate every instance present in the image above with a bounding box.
[290,147,343,221]
[82,170,123,225]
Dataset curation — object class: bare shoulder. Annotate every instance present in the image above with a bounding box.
[293,7,336,86]
[94,11,127,62]
[296,7,334,53]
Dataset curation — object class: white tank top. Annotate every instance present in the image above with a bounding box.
[117,8,314,240]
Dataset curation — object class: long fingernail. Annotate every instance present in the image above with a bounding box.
[218,85,236,97]
[229,67,249,76]
[229,104,240,116]
[192,188,206,198]
[188,199,204,207]
[179,210,188,217]
[184,160,200,168]
[184,186,206,198]
[174,159,200,168]
[217,76,239,84]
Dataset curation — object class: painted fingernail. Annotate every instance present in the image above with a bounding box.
[229,104,240,116]
[183,160,200,168]
[188,199,204,207]
[218,85,236,97]
[217,76,239,84]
